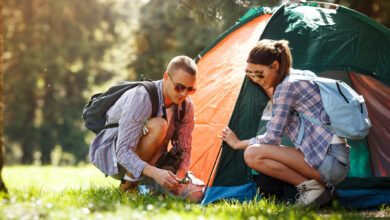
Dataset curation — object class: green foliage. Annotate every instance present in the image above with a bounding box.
[130,0,280,80]
[337,0,390,28]
[130,0,225,80]
[3,0,121,164]
[2,0,388,166]
[179,0,277,29]
[1,166,387,219]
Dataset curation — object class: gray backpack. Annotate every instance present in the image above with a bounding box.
[286,70,371,142]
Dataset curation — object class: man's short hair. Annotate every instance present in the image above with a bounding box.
[166,55,197,76]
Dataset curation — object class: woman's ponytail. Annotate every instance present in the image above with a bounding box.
[247,39,293,89]
[273,40,292,87]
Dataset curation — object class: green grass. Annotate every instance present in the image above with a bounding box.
[0,166,388,219]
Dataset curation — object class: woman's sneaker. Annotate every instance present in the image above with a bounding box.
[295,179,331,206]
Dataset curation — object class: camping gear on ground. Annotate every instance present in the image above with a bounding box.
[187,2,390,209]
[155,148,185,174]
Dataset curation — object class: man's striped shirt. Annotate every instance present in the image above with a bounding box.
[89,80,194,178]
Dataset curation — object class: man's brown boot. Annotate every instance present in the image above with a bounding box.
[119,180,138,193]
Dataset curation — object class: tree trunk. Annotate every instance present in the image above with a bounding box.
[21,140,34,164]
[0,0,8,193]
[20,0,36,164]
[348,0,375,19]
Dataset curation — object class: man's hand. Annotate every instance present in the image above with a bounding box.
[154,169,180,190]
[142,165,180,191]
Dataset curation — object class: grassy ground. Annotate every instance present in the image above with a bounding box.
[0,166,389,220]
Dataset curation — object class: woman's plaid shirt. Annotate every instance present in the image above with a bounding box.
[248,71,334,168]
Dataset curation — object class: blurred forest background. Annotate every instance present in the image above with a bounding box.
[1,0,389,166]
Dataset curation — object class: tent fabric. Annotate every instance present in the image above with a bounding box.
[189,12,271,185]
[337,177,390,209]
[201,182,258,205]
[337,177,390,189]
[202,178,390,209]
[212,78,269,187]
[211,68,375,188]
[349,73,390,176]
[337,190,390,209]
[191,3,390,208]
[254,123,373,178]
[314,71,372,177]
[260,5,390,86]
[197,7,273,60]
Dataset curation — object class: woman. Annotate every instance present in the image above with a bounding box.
[221,39,350,206]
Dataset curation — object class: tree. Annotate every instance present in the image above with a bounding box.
[130,0,280,80]
[0,0,7,192]
[179,0,277,30]
[337,0,390,28]
[3,0,122,164]
[131,0,225,79]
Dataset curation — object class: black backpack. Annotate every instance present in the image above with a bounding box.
[82,81,159,134]
[82,80,186,134]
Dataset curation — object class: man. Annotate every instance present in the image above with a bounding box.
[89,55,202,199]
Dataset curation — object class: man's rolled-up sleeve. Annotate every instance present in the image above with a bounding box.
[176,98,195,171]
[116,87,152,179]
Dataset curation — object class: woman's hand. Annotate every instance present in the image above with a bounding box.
[219,127,248,150]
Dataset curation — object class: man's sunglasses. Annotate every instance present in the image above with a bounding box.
[168,73,196,94]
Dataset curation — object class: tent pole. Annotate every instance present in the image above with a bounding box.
[202,144,223,200]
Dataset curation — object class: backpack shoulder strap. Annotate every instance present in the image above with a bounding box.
[139,81,159,118]
[83,82,143,133]
[295,111,331,145]
[103,81,158,130]
[174,99,187,122]
[171,100,187,148]
[180,100,186,121]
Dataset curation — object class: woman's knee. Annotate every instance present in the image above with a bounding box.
[244,144,264,168]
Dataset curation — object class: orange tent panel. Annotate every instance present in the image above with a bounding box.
[189,14,271,185]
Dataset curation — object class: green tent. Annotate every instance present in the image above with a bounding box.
[191,2,390,208]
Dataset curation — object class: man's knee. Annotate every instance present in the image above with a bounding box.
[135,118,168,162]
[146,117,168,137]
[244,144,264,168]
